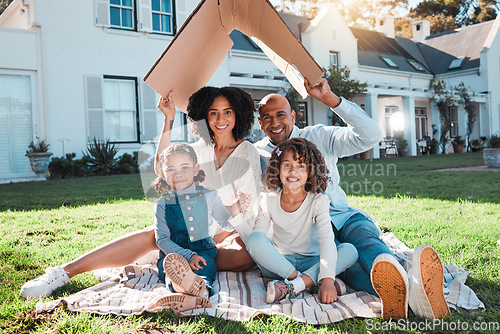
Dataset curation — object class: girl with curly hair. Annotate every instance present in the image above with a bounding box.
[244,138,358,304]
[151,143,250,311]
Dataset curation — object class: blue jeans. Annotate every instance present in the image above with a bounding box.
[246,231,358,284]
[333,213,394,295]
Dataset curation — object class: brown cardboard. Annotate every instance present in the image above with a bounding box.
[144,0,323,112]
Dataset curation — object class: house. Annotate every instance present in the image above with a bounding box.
[0,0,499,182]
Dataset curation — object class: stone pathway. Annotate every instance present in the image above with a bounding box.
[435,165,500,172]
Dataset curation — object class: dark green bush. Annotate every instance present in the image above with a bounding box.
[83,138,119,176]
[49,153,89,178]
[117,152,139,174]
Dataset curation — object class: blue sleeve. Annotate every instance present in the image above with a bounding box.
[154,198,195,261]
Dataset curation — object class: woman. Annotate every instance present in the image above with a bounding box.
[20,87,261,300]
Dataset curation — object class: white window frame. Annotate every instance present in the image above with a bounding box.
[449,106,459,138]
[151,0,175,34]
[109,0,136,30]
[415,107,427,139]
[0,70,39,178]
[329,51,339,68]
[102,76,140,143]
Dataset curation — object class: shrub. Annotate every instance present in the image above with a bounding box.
[488,135,500,148]
[452,135,465,146]
[83,138,119,175]
[117,152,139,174]
[48,153,89,178]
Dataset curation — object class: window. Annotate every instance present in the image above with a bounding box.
[449,107,458,137]
[409,60,425,72]
[448,58,463,70]
[381,56,398,68]
[295,102,308,128]
[103,77,139,142]
[110,0,135,30]
[415,107,427,139]
[384,106,402,137]
[152,0,174,34]
[0,73,33,176]
[329,51,339,68]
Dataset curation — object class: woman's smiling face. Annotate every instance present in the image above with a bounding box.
[207,96,236,138]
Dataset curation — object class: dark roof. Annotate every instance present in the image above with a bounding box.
[417,20,494,74]
[230,12,310,52]
[230,29,263,52]
[350,27,432,74]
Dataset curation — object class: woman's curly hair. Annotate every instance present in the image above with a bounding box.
[151,143,206,195]
[186,86,255,143]
[264,138,331,193]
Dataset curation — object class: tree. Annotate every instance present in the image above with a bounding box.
[428,79,461,153]
[456,83,478,152]
[323,65,367,126]
[282,65,366,126]
[0,0,14,15]
[273,0,408,28]
[408,0,500,35]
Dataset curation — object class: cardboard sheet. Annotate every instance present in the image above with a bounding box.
[144,0,323,112]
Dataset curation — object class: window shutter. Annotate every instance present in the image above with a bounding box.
[140,81,158,142]
[85,75,105,141]
[138,0,152,32]
[95,0,110,27]
[175,0,188,32]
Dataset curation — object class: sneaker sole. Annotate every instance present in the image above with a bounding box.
[164,253,205,297]
[155,293,211,311]
[371,254,408,320]
[412,245,450,319]
[265,280,277,304]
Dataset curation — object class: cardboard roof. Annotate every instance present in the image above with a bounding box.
[143,0,324,112]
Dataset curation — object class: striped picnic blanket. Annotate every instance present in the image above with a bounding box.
[36,232,484,324]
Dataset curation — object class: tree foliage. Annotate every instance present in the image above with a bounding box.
[456,82,478,151]
[0,0,14,15]
[409,0,499,35]
[428,79,461,153]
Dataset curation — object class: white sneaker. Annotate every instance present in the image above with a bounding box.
[371,253,409,320]
[20,266,71,299]
[408,245,450,319]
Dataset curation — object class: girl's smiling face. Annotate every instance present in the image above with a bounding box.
[162,153,199,190]
[207,96,236,138]
[279,150,308,192]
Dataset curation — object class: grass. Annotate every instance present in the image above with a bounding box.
[1,152,499,333]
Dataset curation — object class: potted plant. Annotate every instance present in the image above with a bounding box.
[26,140,53,179]
[470,139,483,152]
[452,135,465,153]
[428,138,439,154]
[483,135,500,168]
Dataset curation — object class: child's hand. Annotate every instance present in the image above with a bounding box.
[318,278,338,304]
[231,191,252,216]
[188,254,206,271]
[157,91,176,119]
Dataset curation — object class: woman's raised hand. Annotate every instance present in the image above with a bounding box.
[157,90,176,120]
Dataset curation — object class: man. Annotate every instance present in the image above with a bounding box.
[254,78,450,320]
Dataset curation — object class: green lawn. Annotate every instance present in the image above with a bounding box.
[1,152,499,333]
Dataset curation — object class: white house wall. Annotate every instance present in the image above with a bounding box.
[483,25,500,135]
